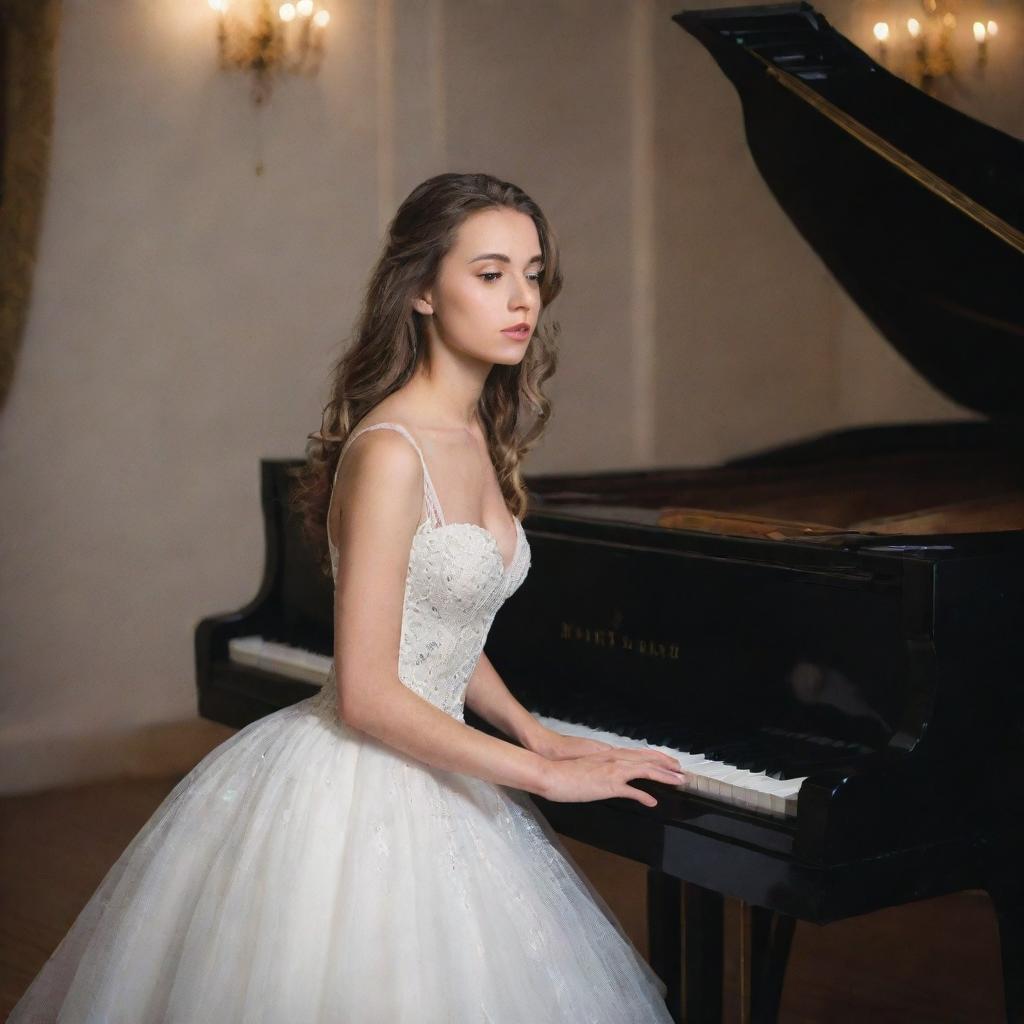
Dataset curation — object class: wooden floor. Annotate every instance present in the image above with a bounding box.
[0,773,1007,1023]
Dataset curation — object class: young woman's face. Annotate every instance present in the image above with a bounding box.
[417,207,543,367]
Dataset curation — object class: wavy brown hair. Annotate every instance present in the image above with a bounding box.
[289,171,564,577]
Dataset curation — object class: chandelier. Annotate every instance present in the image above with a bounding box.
[869,0,999,93]
[208,0,331,105]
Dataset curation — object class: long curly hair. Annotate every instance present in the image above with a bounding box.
[289,171,564,578]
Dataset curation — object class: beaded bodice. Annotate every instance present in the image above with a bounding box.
[312,421,530,723]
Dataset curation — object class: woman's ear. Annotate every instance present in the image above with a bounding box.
[412,290,433,315]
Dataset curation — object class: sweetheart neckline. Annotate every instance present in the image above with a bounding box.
[417,516,523,577]
[328,515,524,578]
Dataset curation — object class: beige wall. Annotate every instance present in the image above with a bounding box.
[2,0,1019,793]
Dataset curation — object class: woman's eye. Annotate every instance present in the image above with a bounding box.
[479,271,544,283]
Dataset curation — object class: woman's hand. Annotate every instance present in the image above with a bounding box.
[526,725,616,761]
[538,747,687,808]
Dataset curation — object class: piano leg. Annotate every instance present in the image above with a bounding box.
[647,869,683,1022]
[748,905,795,1024]
[983,834,1024,1024]
[989,885,1024,1024]
[683,882,724,1024]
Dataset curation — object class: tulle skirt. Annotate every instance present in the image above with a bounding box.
[8,696,672,1023]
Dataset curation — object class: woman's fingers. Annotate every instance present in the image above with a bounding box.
[611,747,683,771]
[621,784,657,807]
[643,765,686,784]
[615,744,678,762]
[611,765,685,806]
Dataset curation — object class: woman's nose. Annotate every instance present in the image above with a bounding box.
[508,277,532,309]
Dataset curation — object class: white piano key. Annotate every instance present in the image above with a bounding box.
[228,635,333,686]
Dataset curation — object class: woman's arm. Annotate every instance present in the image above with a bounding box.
[463,650,549,751]
[331,429,551,795]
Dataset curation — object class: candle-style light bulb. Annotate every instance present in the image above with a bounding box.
[972,21,987,43]
[313,9,330,27]
[297,0,314,15]
[907,18,920,38]
[872,20,889,64]
[986,20,998,37]
[279,2,296,21]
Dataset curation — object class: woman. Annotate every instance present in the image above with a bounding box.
[9,172,686,1023]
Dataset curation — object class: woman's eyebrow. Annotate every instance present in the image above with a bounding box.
[467,253,544,265]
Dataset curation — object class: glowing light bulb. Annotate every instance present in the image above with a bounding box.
[873,22,890,42]
[297,0,314,15]
[208,0,228,11]
[941,12,956,29]
[279,3,296,21]
[973,21,987,42]
[907,17,920,38]
[313,9,330,27]
[987,20,999,36]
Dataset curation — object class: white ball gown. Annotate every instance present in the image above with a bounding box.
[8,421,673,1024]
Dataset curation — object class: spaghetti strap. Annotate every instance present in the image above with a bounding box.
[327,423,445,553]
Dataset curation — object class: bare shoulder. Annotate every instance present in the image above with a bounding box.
[335,426,424,522]
[340,426,422,482]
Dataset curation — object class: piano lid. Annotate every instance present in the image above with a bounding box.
[674,3,1024,422]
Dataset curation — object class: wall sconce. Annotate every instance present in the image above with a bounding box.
[869,1,999,94]
[208,0,331,106]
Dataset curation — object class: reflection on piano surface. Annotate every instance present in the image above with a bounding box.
[196,3,1024,1021]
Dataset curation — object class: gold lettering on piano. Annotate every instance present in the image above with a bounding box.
[559,622,680,660]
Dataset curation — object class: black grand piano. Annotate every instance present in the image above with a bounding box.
[196,4,1024,1022]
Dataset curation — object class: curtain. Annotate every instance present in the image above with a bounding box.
[0,0,59,412]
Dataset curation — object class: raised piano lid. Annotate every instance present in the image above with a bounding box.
[674,3,1024,420]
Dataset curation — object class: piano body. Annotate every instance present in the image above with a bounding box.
[196,4,1024,1021]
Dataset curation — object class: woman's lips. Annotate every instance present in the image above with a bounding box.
[501,326,531,340]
